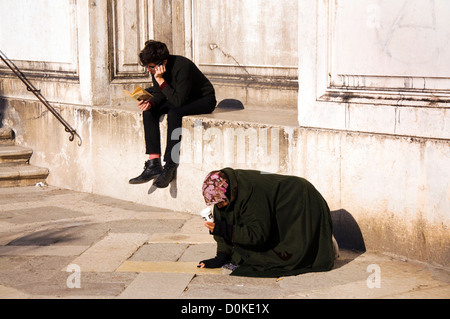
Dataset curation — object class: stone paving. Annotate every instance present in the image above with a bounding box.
[0,185,449,300]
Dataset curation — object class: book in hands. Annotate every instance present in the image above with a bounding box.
[123,86,153,101]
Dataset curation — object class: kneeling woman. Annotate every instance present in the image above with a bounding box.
[198,168,336,277]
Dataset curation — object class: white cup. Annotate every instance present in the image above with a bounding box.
[200,207,214,222]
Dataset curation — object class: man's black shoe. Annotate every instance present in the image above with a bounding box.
[129,158,163,184]
[152,162,178,188]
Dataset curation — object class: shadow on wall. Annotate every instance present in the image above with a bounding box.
[216,99,244,111]
[331,209,366,252]
[148,179,178,198]
[0,98,5,128]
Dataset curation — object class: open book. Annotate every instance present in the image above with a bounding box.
[123,86,153,101]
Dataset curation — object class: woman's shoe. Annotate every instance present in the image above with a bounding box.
[332,235,339,259]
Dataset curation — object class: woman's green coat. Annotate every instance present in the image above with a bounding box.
[213,168,335,277]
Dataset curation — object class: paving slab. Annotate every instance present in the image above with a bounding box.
[178,243,217,262]
[0,245,89,256]
[278,250,450,299]
[69,233,148,272]
[6,223,111,246]
[129,243,189,262]
[0,206,85,224]
[117,261,223,275]
[0,255,75,289]
[118,273,195,299]
[0,284,28,299]
[19,271,137,298]
[148,232,215,244]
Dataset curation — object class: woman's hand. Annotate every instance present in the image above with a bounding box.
[197,252,231,269]
[204,221,215,232]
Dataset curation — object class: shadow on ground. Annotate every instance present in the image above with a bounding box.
[331,209,366,269]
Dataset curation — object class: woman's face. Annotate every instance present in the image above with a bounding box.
[216,201,228,209]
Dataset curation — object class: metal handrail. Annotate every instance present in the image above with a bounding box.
[0,50,82,146]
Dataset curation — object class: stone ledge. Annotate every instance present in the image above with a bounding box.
[186,107,299,128]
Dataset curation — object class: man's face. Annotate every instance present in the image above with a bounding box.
[146,60,167,74]
[146,61,162,74]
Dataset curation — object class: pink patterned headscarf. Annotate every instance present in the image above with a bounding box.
[202,171,229,206]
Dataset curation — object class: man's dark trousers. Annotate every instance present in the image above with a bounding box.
[143,95,216,164]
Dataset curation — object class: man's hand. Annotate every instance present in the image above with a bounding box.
[138,99,151,111]
[154,64,166,86]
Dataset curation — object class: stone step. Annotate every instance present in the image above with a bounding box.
[0,128,14,145]
[0,145,33,165]
[0,131,50,187]
[0,164,49,187]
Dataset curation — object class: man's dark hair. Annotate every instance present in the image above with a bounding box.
[139,40,170,66]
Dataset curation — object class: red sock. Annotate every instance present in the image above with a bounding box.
[149,154,160,160]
